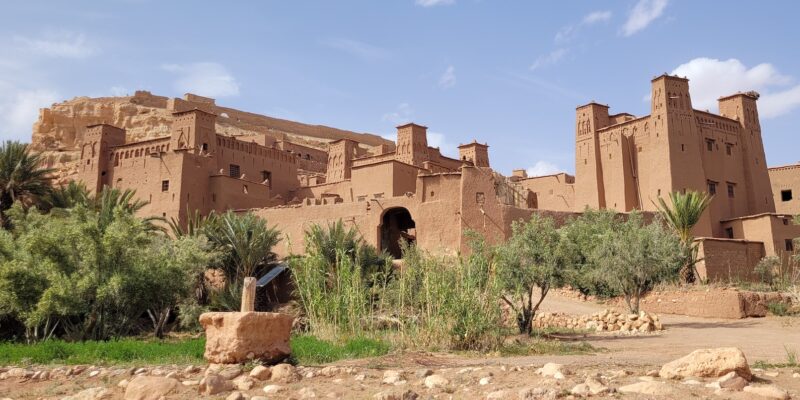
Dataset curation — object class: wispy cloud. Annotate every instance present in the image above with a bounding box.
[671,57,800,119]
[495,70,587,101]
[530,48,568,71]
[321,38,391,62]
[162,62,240,97]
[415,0,455,7]
[381,103,414,125]
[13,31,97,58]
[555,10,612,44]
[526,160,562,177]
[621,0,668,36]
[438,65,456,89]
[583,11,613,25]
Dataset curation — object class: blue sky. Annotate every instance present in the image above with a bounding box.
[1,0,799,176]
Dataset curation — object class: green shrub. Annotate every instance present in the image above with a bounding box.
[767,302,791,316]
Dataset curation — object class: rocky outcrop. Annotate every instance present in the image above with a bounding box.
[199,311,293,364]
[32,91,392,152]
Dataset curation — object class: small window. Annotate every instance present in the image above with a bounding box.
[681,144,685,152]
[229,164,240,178]
[706,139,714,151]
[243,185,248,194]
[781,189,792,202]
[161,180,169,192]
[786,239,794,252]
[707,180,717,195]
[726,143,732,155]
[727,183,735,198]
[725,227,734,239]
[783,218,790,226]
[201,143,209,152]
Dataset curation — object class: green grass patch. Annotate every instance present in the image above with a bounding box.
[0,338,205,366]
[499,339,597,357]
[290,335,390,365]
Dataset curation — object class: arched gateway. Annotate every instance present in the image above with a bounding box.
[379,207,416,259]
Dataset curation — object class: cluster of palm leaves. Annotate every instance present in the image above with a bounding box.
[655,190,713,284]
[0,141,54,227]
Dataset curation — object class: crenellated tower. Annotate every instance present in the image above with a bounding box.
[78,124,126,193]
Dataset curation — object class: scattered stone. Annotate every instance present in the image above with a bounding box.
[717,371,748,391]
[793,372,800,378]
[133,367,147,375]
[659,347,752,381]
[184,365,200,374]
[423,374,449,389]
[535,309,664,334]
[645,369,659,377]
[570,383,590,396]
[355,374,366,381]
[764,371,780,377]
[88,370,100,378]
[6,368,31,379]
[319,366,342,377]
[233,375,255,390]
[742,384,790,399]
[250,365,272,380]
[584,376,610,394]
[182,380,200,386]
[618,381,675,396]
[226,392,246,400]
[198,373,234,395]
[271,363,300,383]
[252,397,268,400]
[297,387,317,398]
[535,363,567,379]
[382,370,405,385]
[479,377,491,385]
[117,379,129,388]
[124,376,179,400]
[62,387,113,400]
[217,364,243,380]
[414,368,433,378]
[165,371,178,379]
[263,384,286,394]
[682,379,702,385]
[199,311,293,364]
[373,389,419,400]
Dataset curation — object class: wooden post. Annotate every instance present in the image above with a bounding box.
[241,277,256,312]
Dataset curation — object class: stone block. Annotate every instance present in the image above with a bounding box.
[199,312,293,364]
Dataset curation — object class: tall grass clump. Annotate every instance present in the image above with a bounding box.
[291,249,375,340]
[386,239,503,351]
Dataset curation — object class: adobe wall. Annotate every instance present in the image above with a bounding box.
[721,214,800,258]
[695,238,765,282]
[628,287,791,319]
[769,164,800,215]
[515,173,575,212]
[215,136,300,199]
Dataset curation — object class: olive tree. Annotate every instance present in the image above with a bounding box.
[495,214,571,334]
[589,212,682,313]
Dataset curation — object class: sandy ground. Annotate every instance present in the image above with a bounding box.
[2,292,799,399]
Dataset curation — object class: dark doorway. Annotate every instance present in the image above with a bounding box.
[380,208,416,259]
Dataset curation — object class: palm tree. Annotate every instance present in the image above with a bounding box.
[168,208,216,238]
[0,141,54,226]
[205,211,281,283]
[655,190,713,283]
[43,181,91,211]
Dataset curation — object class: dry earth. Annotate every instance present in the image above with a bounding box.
[2,292,798,400]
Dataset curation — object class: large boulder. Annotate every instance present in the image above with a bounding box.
[659,347,752,381]
[199,312,293,364]
[124,376,179,400]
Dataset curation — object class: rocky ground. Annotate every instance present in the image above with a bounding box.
[1,293,798,400]
[0,356,797,400]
